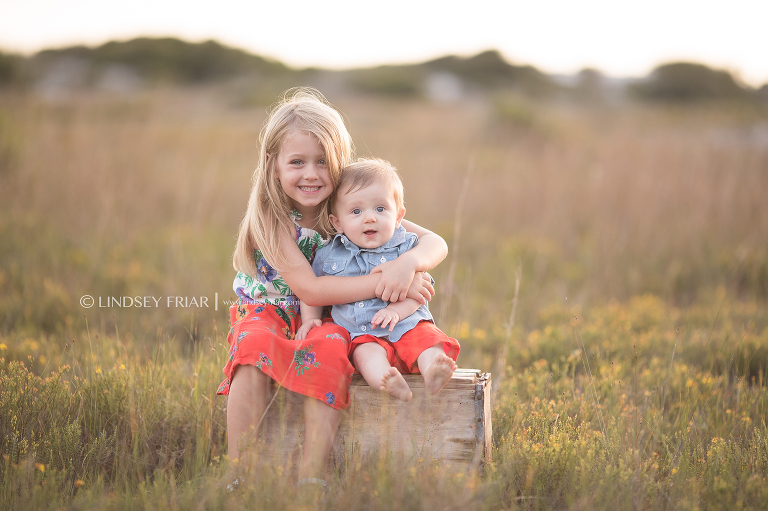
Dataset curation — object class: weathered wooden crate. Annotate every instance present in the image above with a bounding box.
[257,369,492,473]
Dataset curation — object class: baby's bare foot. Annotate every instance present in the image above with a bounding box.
[380,367,412,401]
[424,354,457,395]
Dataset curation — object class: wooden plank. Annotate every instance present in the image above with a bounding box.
[349,372,479,389]
[254,369,492,473]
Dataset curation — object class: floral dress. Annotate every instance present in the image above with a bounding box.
[217,215,354,410]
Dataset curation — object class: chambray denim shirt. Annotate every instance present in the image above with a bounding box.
[311,226,434,342]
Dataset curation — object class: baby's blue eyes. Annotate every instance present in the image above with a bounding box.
[352,207,385,215]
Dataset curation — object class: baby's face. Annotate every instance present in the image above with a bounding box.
[330,183,405,249]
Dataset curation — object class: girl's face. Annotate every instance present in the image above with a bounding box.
[275,130,333,218]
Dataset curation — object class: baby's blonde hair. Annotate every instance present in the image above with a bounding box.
[333,158,404,211]
[234,88,353,275]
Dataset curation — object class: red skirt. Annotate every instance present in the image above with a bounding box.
[348,320,460,374]
[217,301,354,410]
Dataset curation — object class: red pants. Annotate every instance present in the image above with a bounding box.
[348,320,460,374]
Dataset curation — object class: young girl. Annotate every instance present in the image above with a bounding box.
[217,88,447,487]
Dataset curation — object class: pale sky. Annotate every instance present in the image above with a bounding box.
[1,0,766,86]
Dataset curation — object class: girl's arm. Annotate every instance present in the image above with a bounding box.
[276,227,433,307]
[371,219,448,302]
[400,219,449,270]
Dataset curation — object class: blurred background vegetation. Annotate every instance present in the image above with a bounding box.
[1,37,767,101]
[1,37,768,509]
[2,37,766,349]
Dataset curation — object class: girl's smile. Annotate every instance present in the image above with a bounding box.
[276,130,333,220]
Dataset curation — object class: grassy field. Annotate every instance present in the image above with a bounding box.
[1,86,767,509]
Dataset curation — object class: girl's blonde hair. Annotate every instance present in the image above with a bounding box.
[233,88,353,275]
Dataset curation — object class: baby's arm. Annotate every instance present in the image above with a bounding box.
[372,219,447,303]
[295,300,323,340]
[371,298,422,332]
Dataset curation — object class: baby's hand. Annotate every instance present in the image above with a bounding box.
[371,307,401,332]
[295,319,322,341]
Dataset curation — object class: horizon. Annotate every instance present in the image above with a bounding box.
[2,36,764,89]
[1,0,766,87]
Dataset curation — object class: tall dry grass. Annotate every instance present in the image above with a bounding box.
[1,86,767,509]
[3,90,766,342]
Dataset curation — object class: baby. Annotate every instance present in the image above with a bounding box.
[297,158,460,401]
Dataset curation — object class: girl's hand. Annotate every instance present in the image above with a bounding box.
[406,272,434,305]
[295,319,322,341]
[371,307,401,332]
[371,252,419,303]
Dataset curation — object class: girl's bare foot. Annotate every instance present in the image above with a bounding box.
[380,367,412,401]
[423,354,457,395]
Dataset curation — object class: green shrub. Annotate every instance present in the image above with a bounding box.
[633,62,749,102]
